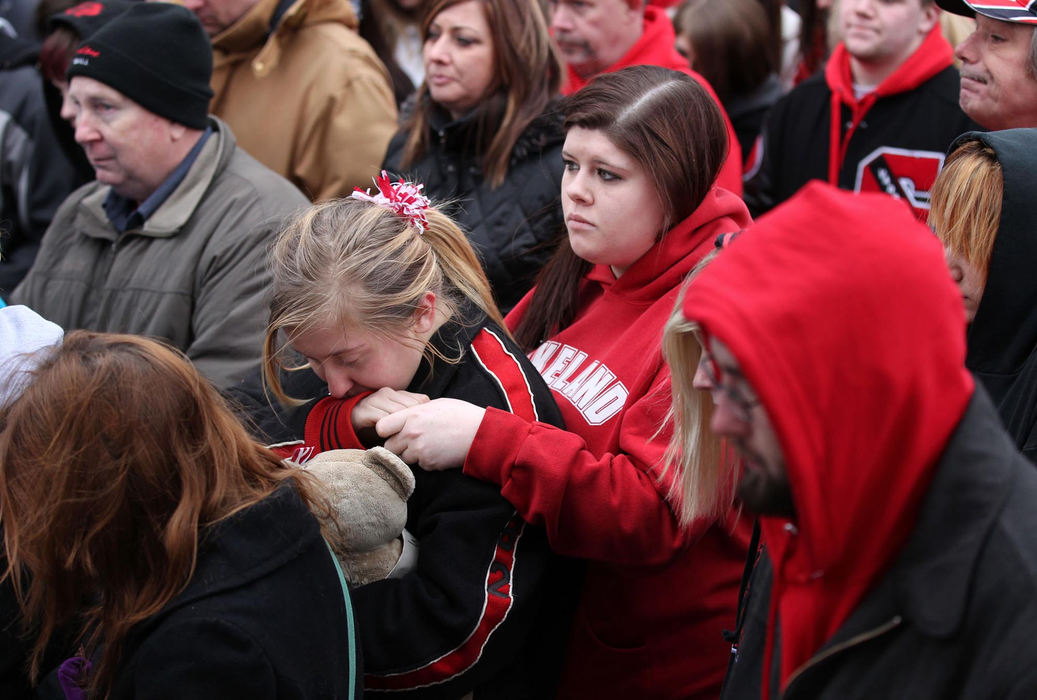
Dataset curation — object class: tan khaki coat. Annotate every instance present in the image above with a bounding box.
[211,0,398,201]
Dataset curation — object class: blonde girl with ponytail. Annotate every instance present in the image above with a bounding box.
[257,177,572,699]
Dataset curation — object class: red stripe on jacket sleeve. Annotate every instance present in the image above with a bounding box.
[363,515,526,690]
[469,328,540,423]
[303,393,370,451]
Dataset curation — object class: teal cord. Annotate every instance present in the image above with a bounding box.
[324,539,357,700]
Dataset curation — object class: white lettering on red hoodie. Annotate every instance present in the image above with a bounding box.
[464,187,754,698]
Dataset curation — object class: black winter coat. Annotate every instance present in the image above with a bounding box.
[3,483,359,699]
[108,483,360,699]
[722,389,1037,699]
[382,101,565,313]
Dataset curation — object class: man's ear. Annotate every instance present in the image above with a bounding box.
[411,291,438,334]
[919,3,940,35]
[169,121,188,142]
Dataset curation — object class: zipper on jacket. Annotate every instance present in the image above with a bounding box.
[781,615,903,697]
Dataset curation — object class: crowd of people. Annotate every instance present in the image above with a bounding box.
[2,0,1037,698]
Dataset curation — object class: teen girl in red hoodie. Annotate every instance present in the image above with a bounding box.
[376,65,754,699]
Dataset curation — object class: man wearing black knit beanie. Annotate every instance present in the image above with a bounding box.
[10,1,308,391]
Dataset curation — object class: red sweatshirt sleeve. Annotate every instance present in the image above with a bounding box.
[464,370,701,567]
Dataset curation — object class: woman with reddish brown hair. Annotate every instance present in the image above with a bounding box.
[0,331,358,698]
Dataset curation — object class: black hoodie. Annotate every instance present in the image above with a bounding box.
[956,129,1037,464]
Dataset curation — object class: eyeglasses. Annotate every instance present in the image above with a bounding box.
[698,351,761,424]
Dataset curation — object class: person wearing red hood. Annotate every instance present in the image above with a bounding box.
[548,0,743,195]
[678,182,1037,699]
[369,66,753,699]
[744,0,978,220]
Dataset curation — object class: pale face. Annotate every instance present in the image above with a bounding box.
[289,319,428,400]
[548,0,643,78]
[182,0,260,36]
[839,0,937,75]
[67,76,184,203]
[955,16,1037,130]
[424,0,497,120]
[944,248,987,323]
[560,126,666,277]
[705,336,793,518]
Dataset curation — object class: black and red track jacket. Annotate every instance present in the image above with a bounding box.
[260,309,576,700]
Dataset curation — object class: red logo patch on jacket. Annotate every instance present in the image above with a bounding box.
[854,147,945,221]
[66,2,104,17]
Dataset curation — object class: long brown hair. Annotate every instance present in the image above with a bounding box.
[514,65,727,351]
[675,0,776,106]
[0,332,323,696]
[399,0,562,187]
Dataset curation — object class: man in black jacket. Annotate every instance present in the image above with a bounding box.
[678,182,1037,699]
[745,0,977,219]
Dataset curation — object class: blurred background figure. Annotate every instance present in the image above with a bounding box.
[183,0,398,201]
[383,0,565,313]
[37,0,136,185]
[0,331,359,697]
[930,129,1037,464]
[358,0,427,106]
[374,66,753,700]
[789,0,839,82]
[0,0,123,294]
[744,0,976,220]
[674,0,784,171]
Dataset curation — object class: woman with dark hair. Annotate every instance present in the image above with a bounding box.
[376,65,754,699]
[382,0,565,312]
[674,0,784,168]
[0,332,359,698]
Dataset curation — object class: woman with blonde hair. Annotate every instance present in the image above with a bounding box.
[0,331,358,698]
[258,184,571,698]
[383,0,565,311]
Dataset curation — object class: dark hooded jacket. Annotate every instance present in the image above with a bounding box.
[956,129,1037,464]
[683,183,1037,699]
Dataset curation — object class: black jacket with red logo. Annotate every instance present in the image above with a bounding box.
[231,308,576,700]
[744,26,979,219]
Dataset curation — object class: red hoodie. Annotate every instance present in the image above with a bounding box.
[562,6,744,196]
[465,187,753,698]
[682,183,974,697]
[823,25,953,189]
